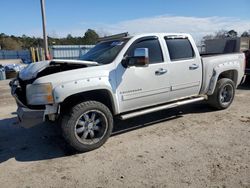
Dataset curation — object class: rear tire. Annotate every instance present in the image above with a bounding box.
[61,101,113,152]
[208,78,235,110]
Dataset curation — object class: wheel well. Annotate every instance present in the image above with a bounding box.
[60,90,115,115]
[218,70,238,84]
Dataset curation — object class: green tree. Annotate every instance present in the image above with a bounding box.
[66,34,73,39]
[0,28,100,49]
[214,30,228,39]
[241,31,250,37]
[0,33,7,38]
[83,29,99,44]
[0,37,22,50]
[227,30,237,38]
[203,29,240,41]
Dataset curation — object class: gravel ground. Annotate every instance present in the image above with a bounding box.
[0,79,249,188]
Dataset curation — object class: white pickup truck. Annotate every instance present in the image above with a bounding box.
[10,33,245,152]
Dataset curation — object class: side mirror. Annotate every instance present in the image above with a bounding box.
[123,48,149,67]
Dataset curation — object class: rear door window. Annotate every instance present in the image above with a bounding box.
[165,38,195,61]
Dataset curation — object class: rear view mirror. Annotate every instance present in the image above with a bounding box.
[133,48,149,66]
[123,48,149,67]
[134,48,149,58]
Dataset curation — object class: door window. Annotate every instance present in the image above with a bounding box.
[127,37,163,64]
[165,38,195,61]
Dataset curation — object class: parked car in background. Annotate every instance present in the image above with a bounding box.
[10,33,245,152]
[0,59,26,80]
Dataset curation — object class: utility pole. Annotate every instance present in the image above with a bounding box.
[40,0,50,60]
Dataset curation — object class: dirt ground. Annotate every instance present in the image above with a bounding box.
[0,79,249,188]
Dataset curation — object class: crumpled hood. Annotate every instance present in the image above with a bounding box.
[19,59,98,81]
[19,60,50,80]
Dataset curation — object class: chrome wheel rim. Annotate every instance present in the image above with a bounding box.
[74,110,108,145]
[219,84,233,105]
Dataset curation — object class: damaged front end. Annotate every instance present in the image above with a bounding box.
[10,59,98,128]
[10,78,59,128]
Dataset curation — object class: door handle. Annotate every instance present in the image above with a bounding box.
[155,68,167,75]
[189,64,199,70]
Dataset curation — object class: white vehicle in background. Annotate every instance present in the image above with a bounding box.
[10,33,245,152]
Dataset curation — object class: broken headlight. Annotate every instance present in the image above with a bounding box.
[26,83,54,105]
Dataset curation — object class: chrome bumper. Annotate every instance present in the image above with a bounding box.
[10,79,45,128]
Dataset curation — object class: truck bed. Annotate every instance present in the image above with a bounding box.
[200,52,245,95]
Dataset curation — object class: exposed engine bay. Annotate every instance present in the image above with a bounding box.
[35,61,88,80]
[12,59,98,108]
[19,59,98,81]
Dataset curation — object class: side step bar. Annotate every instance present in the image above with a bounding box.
[120,96,206,120]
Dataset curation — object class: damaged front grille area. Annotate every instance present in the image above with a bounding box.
[14,77,45,110]
[12,61,90,110]
[17,77,29,106]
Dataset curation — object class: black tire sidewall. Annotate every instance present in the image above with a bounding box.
[216,78,235,109]
[62,101,113,152]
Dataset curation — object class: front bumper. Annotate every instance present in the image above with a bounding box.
[17,107,44,128]
[10,79,45,128]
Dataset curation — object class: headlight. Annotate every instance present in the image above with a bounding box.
[26,83,54,105]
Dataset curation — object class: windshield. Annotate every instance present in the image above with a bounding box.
[80,39,129,64]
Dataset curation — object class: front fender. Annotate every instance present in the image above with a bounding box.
[53,76,119,113]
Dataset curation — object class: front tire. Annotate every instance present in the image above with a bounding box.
[208,78,235,110]
[61,101,113,152]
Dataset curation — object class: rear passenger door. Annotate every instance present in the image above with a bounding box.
[164,37,202,100]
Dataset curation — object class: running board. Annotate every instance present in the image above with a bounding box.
[120,97,206,120]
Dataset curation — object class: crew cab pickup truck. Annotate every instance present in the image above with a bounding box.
[10,33,245,152]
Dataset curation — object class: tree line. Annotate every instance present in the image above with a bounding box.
[0,29,250,51]
[202,29,250,41]
[0,29,99,50]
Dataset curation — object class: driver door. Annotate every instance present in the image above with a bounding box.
[116,36,171,113]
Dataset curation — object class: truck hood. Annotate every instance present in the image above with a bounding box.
[19,59,99,81]
[33,63,112,87]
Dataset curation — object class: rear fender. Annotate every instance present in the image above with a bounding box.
[207,63,239,95]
